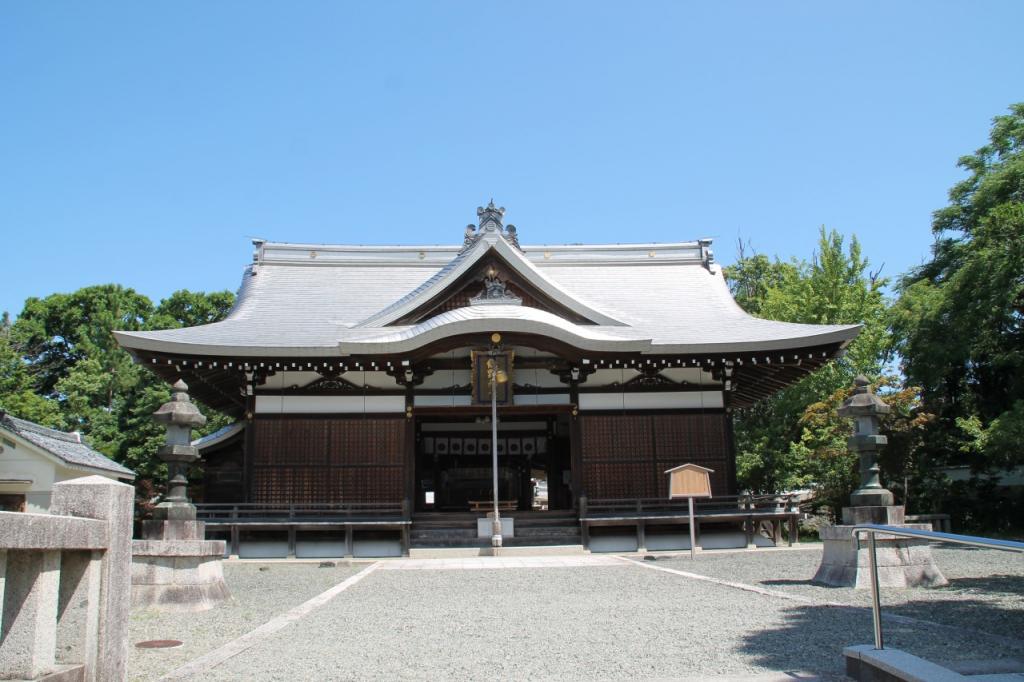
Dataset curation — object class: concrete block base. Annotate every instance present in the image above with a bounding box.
[476,517,514,539]
[131,520,229,612]
[813,519,947,588]
[844,645,966,681]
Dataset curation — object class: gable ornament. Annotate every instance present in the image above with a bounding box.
[470,268,523,306]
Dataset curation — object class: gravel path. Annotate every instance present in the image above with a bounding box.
[128,561,365,682]
[656,545,1024,668]
[136,547,1023,681]
[197,563,846,681]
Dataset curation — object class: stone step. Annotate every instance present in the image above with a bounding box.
[408,544,588,559]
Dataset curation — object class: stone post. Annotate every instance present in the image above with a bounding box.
[813,376,947,588]
[132,380,229,611]
[51,476,134,682]
[0,476,133,682]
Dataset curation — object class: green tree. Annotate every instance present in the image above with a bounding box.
[0,312,64,426]
[1,286,235,483]
[725,228,892,507]
[893,104,1024,484]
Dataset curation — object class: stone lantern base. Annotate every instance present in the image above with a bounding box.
[812,505,948,588]
[131,519,230,611]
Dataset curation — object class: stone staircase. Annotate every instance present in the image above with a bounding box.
[410,510,582,549]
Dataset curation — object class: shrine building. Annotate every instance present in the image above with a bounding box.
[114,202,859,554]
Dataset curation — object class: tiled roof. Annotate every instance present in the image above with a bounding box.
[192,422,246,450]
[113,230,860,357]
[0,413,136,479]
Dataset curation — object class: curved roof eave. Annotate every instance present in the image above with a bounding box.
[114,322,861,359]
[647,324,862,355]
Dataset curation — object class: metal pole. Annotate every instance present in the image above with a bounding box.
[490,358,502,549]
[867,531,884,650]
[688,497,697,560]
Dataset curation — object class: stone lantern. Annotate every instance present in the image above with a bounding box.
[151,379,206,521]
[132,379,229,611]
[813,376,947,588]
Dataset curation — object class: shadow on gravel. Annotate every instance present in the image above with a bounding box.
[738,598,1024,677]
[940,573,1024,596]
[760,579,828,587]
[735,603,870,677]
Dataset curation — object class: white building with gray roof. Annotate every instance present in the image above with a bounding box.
[0,411,135,513]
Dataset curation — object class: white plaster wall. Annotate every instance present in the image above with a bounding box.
[414,395,473,407]
[513,393,571,406]
[254,395,405,414]
[419,370,472,390]
[260,371,320,390]
[511,367,564,389]
[587,368,640,387]
[579,391,723,411]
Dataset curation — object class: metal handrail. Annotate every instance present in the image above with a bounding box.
[853,524,1024,650]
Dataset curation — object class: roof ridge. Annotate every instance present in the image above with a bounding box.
[3,414,81,443]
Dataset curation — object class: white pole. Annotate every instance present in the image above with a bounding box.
[688,497,697,560]
[490,357,502,549]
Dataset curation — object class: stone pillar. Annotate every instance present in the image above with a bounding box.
[813,377,947,588]
[51,476,134,682]
[132,380,229,611]
[0,549,61,679]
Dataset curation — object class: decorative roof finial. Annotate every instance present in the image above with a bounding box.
[461,201,523,253]
[477,200,505,231]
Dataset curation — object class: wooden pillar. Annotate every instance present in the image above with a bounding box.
[243,395,256,504]
[404,384,416,512]
[724,400,739,496]
[579,496,590,550]
[569,380,583,510]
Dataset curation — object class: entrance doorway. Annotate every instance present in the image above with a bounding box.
[414,414,572,512]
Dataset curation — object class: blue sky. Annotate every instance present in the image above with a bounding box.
[2,2,1022,318]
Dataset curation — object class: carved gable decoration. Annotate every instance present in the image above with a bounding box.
[395,256,596,325]
[297,373,364,393]
[469,270,522,306]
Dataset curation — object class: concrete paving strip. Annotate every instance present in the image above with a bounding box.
[380,554,624,570]
[157,561,380,681]
[619,556,1024,649]
[617,555,844,606]
[651,674,819,681]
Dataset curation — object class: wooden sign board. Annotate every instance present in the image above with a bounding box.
[665,463,714,499]
[470,350,514,405]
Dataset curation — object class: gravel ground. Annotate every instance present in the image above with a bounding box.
[128,561,365,682]
[135,547,1024,681]
[657,545,1024,668]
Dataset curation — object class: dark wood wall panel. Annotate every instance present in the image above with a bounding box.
[580,413,732,499]
[252,417,406,504]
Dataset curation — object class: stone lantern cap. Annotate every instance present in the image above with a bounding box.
[837,375,890,418]
[153,380,207,429]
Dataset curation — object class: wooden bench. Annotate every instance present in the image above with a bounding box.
[468,499,517,512]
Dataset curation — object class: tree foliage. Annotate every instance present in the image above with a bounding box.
[725,228,895,513]
[0,287,235,483]
[892,103,1024,487]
